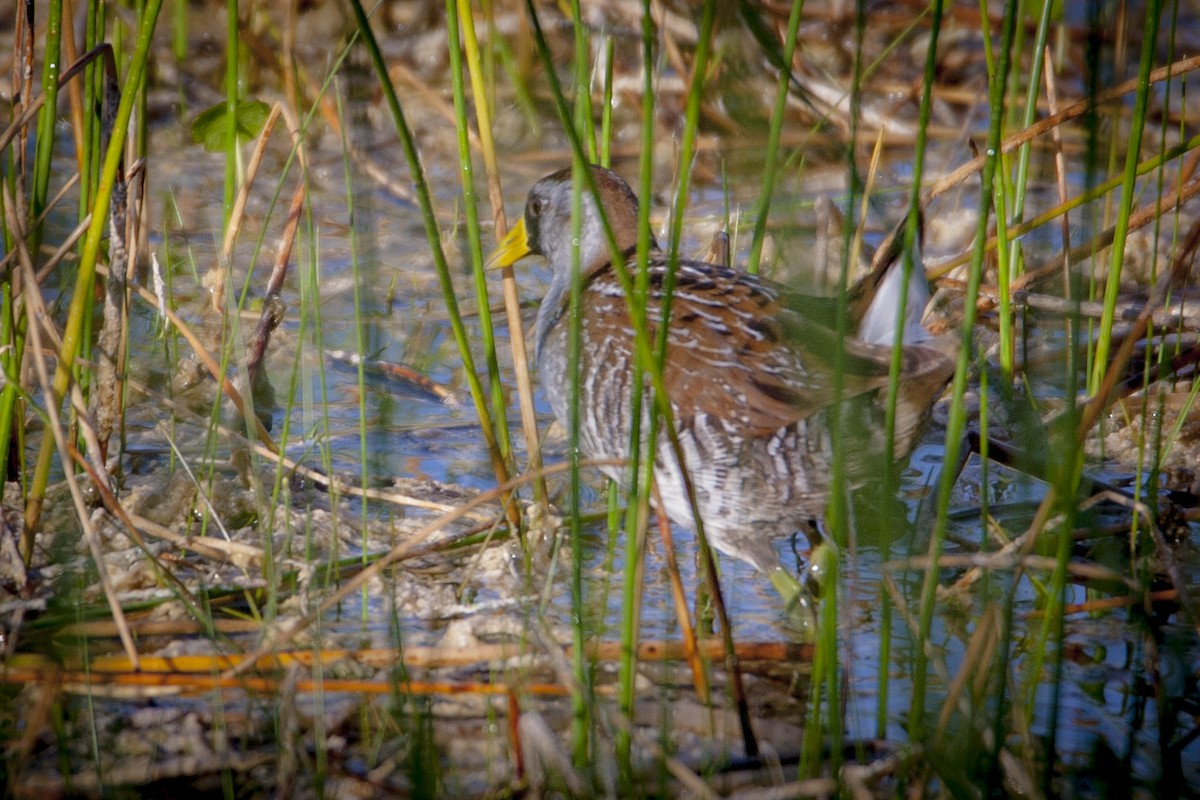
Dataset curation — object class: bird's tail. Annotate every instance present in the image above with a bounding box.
[856,214,931,347]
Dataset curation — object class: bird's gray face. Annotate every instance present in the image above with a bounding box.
[484,165,647,358]
[486,165,644,281]
[523,166,645,282]
[519,180,552,257]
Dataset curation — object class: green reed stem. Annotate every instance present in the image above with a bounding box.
[655,0,719,655]
[800,542,839,777]
[565,2,596,768]
[458,3,548,518]
[172,0,187,60]
[825,0,863,545]
[1089,0,1162,394]
[978,0,1016,379]
[527,0,765,763]
[616,0,659,777]
[992,159,1014,375]
[998,0,1056,381]
[446,0,513,469]
[522,2,671,404]
[81,3,103,211]
[659,0,763,760]
[662,0,714,265]
[32,0,62,243]
[813,0,868,767]
[909,0,1017,741]
[1049,6,1178,789]
[0,286,15,491]
[570,1,596,163]
[877,0,944,740]
[479,0,497,101]
[525,0,761,762]
[223,0,238,224]
[1085,8,1124,391]
[0,7,28,483]
[566,158,593,775]
[1008,2,1056,229]
[25,5,162,541]
[3,1,65,495]
[346,0,512,498]
[747,0,804,276]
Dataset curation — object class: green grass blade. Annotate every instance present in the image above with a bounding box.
[1089,0,1163,393]
[345,0,513,501]
[909,0,1019,740]
[25,8,163,541]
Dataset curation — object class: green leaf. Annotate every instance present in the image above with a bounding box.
[190,99,271,153]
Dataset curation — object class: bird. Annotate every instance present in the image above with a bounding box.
[488,164,954,636]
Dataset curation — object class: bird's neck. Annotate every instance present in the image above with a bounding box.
[534,244,646,361]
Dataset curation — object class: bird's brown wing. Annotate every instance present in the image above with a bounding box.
[586,260,906,436]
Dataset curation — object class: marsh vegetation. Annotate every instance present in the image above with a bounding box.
[1,0,1198,797]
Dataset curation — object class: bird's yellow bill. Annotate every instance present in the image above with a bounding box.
[485,218,532,270]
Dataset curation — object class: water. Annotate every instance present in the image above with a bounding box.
[124,117,1198,784]
[14,4,1200,793]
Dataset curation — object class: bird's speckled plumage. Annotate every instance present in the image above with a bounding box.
[492,165,954,630]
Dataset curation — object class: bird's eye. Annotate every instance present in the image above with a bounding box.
[529,196,545,216]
